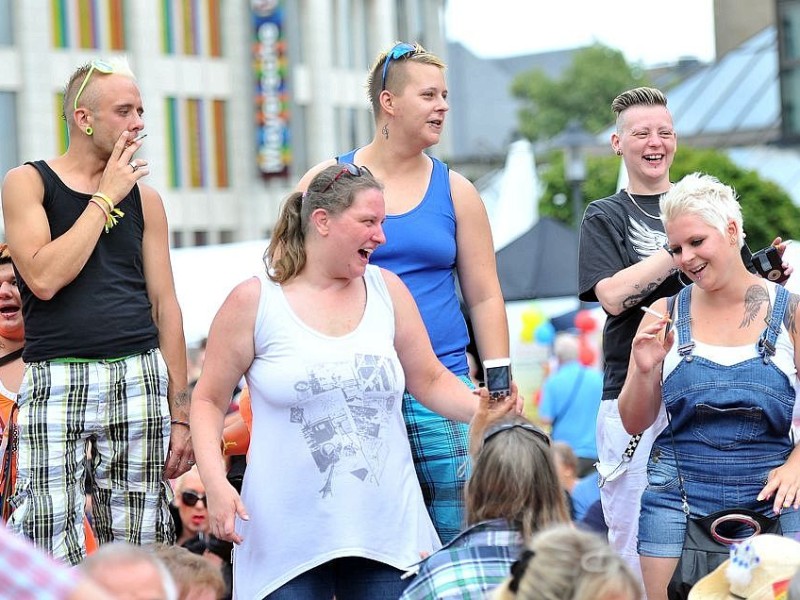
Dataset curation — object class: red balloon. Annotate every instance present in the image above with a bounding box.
[578,335,597,366]
[574,309,598,333]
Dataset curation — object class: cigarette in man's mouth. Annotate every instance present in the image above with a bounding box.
[132,133,147,143]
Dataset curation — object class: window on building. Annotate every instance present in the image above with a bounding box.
[51,0,126,50]
[0,0,13,45]
[212,100,229,188]
[171,230,184,248]
[0,93,18,181]
[193,230,208,246]
[778,0,800,141]
[186,98,206,188]
[55,92,69,154]
[164,97,229,190]
[161,0,223,57]
[219,230,234,244]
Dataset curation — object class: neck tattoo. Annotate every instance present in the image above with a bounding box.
[624,189,660,220]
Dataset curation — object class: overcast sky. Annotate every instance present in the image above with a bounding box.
[444,0,716,66]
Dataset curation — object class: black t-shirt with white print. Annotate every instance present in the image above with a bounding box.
[578,190,682,400]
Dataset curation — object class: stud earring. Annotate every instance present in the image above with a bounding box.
[85,127,93,136]
[615,149,622,156]
[382,123,389,140]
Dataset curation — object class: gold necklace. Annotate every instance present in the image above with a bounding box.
[624,189,660,220]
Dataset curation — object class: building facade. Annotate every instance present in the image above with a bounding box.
[0,0,447,246]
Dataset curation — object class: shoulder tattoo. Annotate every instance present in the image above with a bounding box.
[784,293,799,335]
[741,285,770,328]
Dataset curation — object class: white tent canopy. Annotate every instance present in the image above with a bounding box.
[171,240,269,345]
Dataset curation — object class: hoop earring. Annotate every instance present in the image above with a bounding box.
[615,149,622,156]
[85,126,93,136]
[382,123,389,140]
[678,271,692,287]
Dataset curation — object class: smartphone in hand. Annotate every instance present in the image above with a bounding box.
[483,358,511,403]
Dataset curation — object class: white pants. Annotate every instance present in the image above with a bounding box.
[596,398,667,582]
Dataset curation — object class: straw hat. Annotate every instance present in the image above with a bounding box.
[688,534,800,600]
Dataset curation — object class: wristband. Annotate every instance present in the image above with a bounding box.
[170,419,190,428]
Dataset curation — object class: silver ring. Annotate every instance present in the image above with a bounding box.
[129,161,138,172]
[186,460,195,466]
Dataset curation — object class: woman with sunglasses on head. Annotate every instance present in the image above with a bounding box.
[399,404,570,600]
[191,165,517,599]
[298,41,509,546]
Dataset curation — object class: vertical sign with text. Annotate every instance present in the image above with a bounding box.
[252,0,290,178]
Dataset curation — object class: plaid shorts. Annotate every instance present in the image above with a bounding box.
[403,374,473,544]
[8,349,175,565]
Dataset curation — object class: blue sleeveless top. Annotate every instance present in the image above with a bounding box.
[338,150,469,374]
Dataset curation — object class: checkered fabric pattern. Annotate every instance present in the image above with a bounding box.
[9,349,175,565]
[400,519,525,600]
[402,375,473,544]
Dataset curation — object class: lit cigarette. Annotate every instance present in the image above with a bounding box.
[132,133,148,143]
[641,306,671,322]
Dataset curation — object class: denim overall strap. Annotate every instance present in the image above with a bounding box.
[758,284,789,363]
[675,285,695,360]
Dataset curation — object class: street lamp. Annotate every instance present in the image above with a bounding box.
[557,120,594,230]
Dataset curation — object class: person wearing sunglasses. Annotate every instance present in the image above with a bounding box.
[400,403,569,600]
[172,467,210,547]
[297,41,509,546]
[0,58,190,565]
[191,164,518,599]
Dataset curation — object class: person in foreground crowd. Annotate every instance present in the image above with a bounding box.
[191,164,517,599]
[491,525,641,600]
[1,57,190,564]
[298,41,509,544]
[399,412,569,600]
[619,172,800,600]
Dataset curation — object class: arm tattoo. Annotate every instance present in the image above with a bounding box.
[172,388,190,409]
[621,282,662,311]
[741,285,770,328]
[784,293,799,335]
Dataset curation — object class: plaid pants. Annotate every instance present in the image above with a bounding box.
[403,374,473,544]
[8,349,175,565]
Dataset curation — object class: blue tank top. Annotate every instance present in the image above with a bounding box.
[338,151,469,374]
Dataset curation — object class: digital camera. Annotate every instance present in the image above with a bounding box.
[750,245,789,284]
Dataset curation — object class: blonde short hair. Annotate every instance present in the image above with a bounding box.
[365,42,446,116]
[493,526,641,600]
[660,172,744,247]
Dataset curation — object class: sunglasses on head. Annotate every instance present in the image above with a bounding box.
[181,490,207,507]
[381,42,416,91]
[320,163,372,193]
[482,422,551,446]
[74,59,115,110]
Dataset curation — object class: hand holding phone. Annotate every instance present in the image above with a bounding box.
[483,358,511,402]
[751,245,790,284]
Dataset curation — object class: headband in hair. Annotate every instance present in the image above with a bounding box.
[483,422,550,446]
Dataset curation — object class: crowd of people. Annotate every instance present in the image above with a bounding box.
[0,38,799,600]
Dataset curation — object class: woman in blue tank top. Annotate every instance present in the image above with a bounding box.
[297,42,509,543]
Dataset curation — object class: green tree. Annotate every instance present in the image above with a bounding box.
[511,44,649,141]
[538,146,800,251]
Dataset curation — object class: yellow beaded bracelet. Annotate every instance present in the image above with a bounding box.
[91,192,125,233]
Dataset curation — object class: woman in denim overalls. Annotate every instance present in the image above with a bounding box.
[618,172,800,600]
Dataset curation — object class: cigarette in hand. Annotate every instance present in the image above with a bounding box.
[641,306,671,322]
[132,133,147,143]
